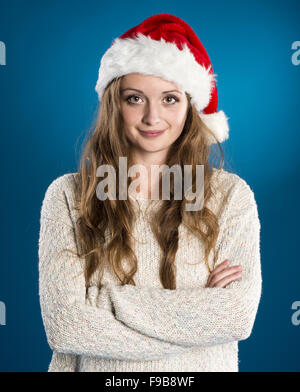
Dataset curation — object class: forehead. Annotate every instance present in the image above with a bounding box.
[120,73,182,93]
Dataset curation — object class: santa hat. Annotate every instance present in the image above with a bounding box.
[95,13,229,145]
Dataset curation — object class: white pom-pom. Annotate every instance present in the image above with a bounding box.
[199,110,230,145]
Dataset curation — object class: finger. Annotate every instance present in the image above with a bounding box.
[213,259,232,274]
[206,259,231,286]
[208,265,242,287]
[213,271,242,288]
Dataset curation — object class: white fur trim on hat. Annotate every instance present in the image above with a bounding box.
[95,33,215,112]
[199,110,229,144]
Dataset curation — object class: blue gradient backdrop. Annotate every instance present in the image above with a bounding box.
[0,0,299,371]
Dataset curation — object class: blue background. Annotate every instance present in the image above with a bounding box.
[0,0,299,371]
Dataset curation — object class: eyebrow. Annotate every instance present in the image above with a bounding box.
[120,88,182,95]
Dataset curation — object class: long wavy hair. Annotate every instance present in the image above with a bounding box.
[64,75,227,291]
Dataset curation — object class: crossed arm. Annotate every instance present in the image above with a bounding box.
[104,179,262,347]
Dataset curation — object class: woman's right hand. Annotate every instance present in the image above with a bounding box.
[205,259,242,288]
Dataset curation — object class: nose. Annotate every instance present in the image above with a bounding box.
[142,100,162,126]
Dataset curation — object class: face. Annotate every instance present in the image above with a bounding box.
[120,73,189,164]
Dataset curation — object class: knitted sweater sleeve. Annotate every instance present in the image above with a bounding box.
[38,176,193,360]
[106,177,262,347]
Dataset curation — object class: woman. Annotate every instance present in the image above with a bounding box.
[38,13,262,372]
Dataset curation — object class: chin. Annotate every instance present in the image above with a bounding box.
[143,145,169,154]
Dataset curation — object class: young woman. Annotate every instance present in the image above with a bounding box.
[38,13,262,372]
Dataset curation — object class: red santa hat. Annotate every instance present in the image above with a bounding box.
[95,13,229,145]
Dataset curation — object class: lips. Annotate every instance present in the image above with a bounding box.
[138,129,166,137]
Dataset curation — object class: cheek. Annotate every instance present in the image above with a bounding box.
[121,104,140,125]
[169,107,187,128]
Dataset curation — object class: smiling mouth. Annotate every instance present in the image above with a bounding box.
[138,129,166,136]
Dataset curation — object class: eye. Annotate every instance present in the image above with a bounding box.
[164,95,179,104]
[126,95,143,104]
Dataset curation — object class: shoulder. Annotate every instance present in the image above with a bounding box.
[210,168,259,213]
[41,172,79,216]
[43,172,78,195]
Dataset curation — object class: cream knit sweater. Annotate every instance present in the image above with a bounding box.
[38,168,262,372]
